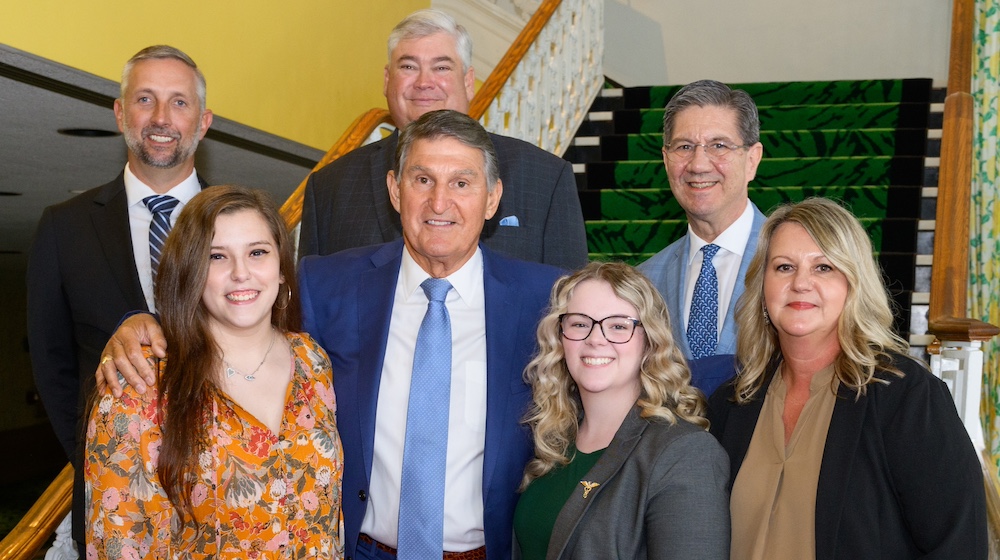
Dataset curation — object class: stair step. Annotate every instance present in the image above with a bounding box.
[613,103,931,135]
[585,217,916,257]
[597,128,929,161]
[579,185,923,221]
[583,156,926,190]
[623,78,933,110]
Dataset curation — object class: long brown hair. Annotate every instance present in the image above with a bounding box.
[154,185,300,518]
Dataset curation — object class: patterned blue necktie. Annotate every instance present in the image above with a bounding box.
[688,243,721,359]
[142,195,179,280]
[397,278,452,559]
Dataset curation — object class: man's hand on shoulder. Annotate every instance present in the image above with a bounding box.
[96,313,166,397]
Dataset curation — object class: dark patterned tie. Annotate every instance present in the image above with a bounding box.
[397,278,452,559]
[688,243,721,359]
[142,195,179,280]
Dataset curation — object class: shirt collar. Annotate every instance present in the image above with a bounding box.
[399,245,484,307]
[123,163,202,208]
[686,200,755,263]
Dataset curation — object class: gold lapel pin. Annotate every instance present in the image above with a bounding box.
[580,481,600,498]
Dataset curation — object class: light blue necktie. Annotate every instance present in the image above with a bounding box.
[142,195,179,280]
[397,278,452,559]
[688,244,721,359]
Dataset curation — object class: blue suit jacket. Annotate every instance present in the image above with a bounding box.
[638,202,765,394]
[298,240,561,560]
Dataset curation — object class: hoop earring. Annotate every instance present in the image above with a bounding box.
[275,283,291,310]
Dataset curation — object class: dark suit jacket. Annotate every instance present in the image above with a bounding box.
[299,131,588,270]
[708,353,988,560]
[28,173,149,458]
[298,240,561,560]
[540,407,730,560]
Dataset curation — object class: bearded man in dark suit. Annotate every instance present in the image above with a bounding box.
[26,44,212,545]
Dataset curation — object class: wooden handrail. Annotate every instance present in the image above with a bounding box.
[279,108,392,228]
[929,0,974,323]
[467,0,562,120]
[0,463,72,560]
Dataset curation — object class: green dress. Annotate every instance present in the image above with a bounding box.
[513,445,605,560]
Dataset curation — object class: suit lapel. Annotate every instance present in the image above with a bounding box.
[356,241,404,478]
[814,385,868,560]
[371,133,404,242]
[546,407,647,560]
[90,175,147,311]
[481,248,518,495]
[669,236,691,355]
[718,203,766,355]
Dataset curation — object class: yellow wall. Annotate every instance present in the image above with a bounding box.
[1,1,427,149]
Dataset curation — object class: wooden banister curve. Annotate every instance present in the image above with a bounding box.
[0,464,72,560]
[280,108,391,228]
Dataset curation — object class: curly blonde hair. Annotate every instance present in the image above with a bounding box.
[733,197,907,403]
[520,261,706,488]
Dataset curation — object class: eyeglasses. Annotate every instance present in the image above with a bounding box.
[559,313,643,344]
[664,141,748,163]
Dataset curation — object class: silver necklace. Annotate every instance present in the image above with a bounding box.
[223,328,277,382]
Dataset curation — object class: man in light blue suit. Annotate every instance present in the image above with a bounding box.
[638,80,765,396]
[299,110,560,559]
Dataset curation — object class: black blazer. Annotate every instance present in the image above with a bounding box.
[708,353,987,559]
[27,173,204,543]
[298,130,588,270]
[28,173,148,458]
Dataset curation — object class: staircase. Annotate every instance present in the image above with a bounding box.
[564,79,937,339]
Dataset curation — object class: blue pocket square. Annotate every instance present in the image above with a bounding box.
[499,216,520,227]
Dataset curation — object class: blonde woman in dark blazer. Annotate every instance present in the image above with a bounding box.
[709,198,986,559]
[513,261,730,559]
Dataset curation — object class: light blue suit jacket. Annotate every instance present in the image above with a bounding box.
[298,239,561,560]
[638,202,766,394]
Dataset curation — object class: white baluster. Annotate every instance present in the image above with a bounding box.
[45,512,78,560]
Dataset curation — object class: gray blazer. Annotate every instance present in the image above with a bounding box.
[541,406,730,560]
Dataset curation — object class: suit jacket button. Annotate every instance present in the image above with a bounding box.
[358,489,367,501]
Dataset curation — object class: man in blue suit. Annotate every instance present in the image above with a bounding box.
[638,80,765,396]
[100,110,560,560]
[300,110,559,559]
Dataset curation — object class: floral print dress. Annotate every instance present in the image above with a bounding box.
[84,332,343,559]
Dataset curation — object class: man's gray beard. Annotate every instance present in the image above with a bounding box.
[123,124,200,169]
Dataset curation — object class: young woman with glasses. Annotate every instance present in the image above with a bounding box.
[512,261,730,559]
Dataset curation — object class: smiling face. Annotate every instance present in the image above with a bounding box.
[388,135,501,277]
[663,105,762,240]
[201,209,283,337]
[114,57,212,185]
[561,279,646,405]
[763,222,849,349]
[384,32,475,128]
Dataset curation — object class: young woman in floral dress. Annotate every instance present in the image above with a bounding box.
[85,186,343,558]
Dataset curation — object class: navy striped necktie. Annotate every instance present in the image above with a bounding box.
[142,195,179,280]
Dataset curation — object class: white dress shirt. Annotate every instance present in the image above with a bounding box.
[123,163,201,312]
[682,201,755,336]
[361,247,489,551]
